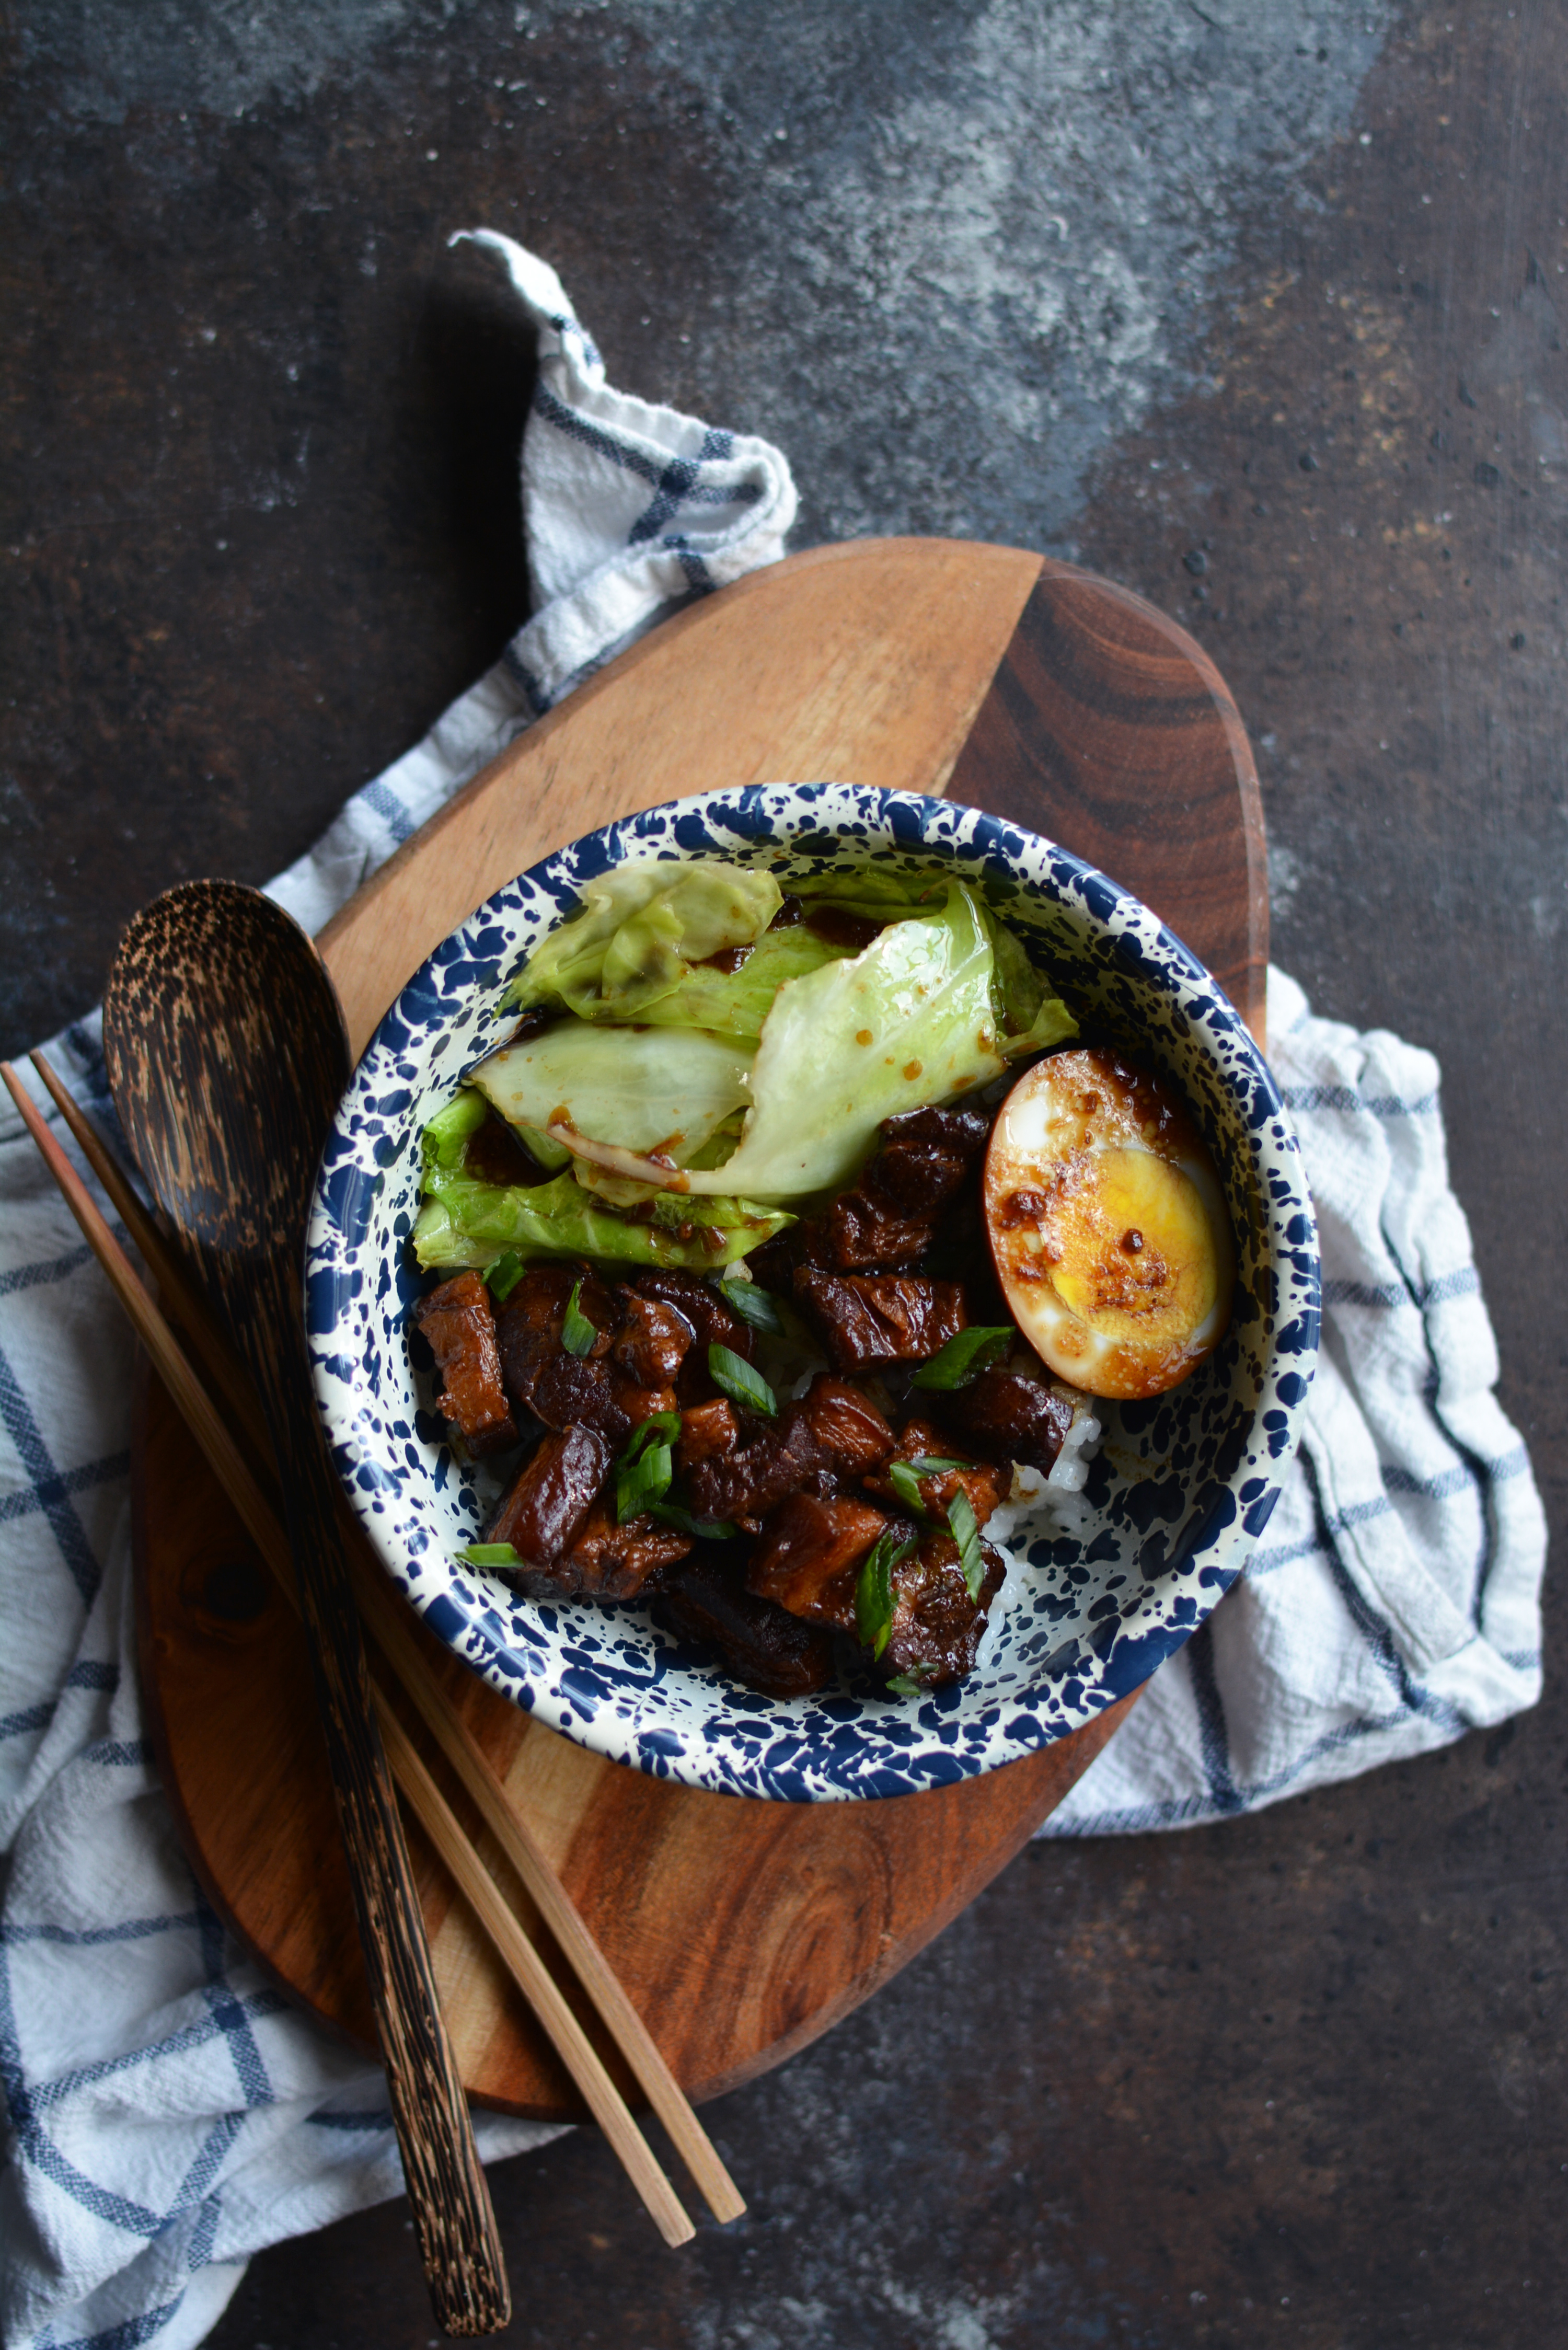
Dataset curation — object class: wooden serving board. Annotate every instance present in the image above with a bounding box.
[135,538,1266,2122]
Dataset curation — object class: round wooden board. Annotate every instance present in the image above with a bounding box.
[135,537,1266,2122]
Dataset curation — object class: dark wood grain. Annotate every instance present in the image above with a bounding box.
[105,884,511,2336]
[947,559,1268,1032]
[131,538,1265,2125]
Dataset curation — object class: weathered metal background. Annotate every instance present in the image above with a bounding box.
[4,4,1564,2343]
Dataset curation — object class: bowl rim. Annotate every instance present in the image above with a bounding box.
[306,781,1320,1801]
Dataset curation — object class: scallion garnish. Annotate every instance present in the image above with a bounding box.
[560,1278,598,1357]
[456,1541,523,1568]
[616,1412,683,1467]
[718,1271,785,1335]
[707,1342,778,1418]
[947,1487,984,1600]
[885,1667,936,1698]
[855,1527,917,1660]
[909,1326,1014,1391]
[650,1502,740,1541]
[485,1250,524,1303]
[886,1460,927,1518]
[887,1455,970,1517]
[614,1411,682,1524]
[616,1441,674,1523]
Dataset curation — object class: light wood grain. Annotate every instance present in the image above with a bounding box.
[318,538,1043,1054]
[136,536,1267,2123]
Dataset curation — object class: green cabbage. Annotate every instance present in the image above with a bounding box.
[677,881,1017,1199]
[979,904,1077,1057]
[421,1089,489,1169]
[468,1019,754,1161]
[503,862,781,1020]
[412,1166,793,1274]
[627,921,848,1043]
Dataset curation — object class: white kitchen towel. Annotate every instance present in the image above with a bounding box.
[1045,967,1545,1833]
[0,234,1544,2350]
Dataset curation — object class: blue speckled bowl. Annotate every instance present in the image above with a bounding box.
[306,785,1319,1801]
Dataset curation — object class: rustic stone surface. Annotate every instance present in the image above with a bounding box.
[5,4,1565,2345]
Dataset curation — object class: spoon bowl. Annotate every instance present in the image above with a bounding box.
[103,880,511,2337]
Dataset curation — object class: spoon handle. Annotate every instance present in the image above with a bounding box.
[256,1273,511,2335]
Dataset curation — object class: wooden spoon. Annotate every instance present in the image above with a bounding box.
[102,880,510,2337]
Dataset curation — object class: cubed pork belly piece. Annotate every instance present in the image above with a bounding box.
[629,1269,754,1402]
[794,1269,968,1371]
[930,1367,1074,1473]
[675,1397,740,1475]
[870,1105,989,1215]
[496,1262,615,1409]
[414,1271,518,1456]
[630,1269,754,1357]
[861,1414,1007,1527]
[560,1502,691,1601]
[526,1351,631,1446]
[746,1489,892,1632]
[486,1424,611,1581]
[684,1409,826,1528]
[821,1185,937,1272]
[791,1375,896,1478]
[611,1287,694,1388]
[877,1528,1006,1687]
[658,1548,837,1697]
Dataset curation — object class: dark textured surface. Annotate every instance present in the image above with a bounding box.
[5,3,1566,2344]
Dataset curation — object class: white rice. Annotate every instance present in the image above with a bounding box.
[974,1390,1103,1677]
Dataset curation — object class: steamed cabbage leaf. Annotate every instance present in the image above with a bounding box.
[677,882,1014,1200]
[469,1019,754,1161]
[980,905,1077,1057]
[627,922,848,1044]
[413,1167,791,1274]
[504,862,781,1021]
[421,1088,489,1169]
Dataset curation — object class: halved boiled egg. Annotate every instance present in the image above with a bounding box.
[983,1046,1235,1400]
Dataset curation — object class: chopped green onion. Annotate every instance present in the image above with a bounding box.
[707,1342,778,1419]
[910,1326,1014,1391]
[485,1250,524,1303]
[885,1668,936,1698]
[887,1460,928,1518]
[650,1502,740,1541]
[613,1412,682,1521]
[855,1528,917,1660]
[718,1271,784,1334]
[888,1454,972,1516]
[456,1541,523,1568]
[560,1277,598,1357]
[616,1439,674,1524]
[616,1411,683,1469]
[947,1488,985,1600]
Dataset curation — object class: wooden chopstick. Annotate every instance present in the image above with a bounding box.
[24,1052,745,2226]
[347,1554,746,2227]
[3,1055,693,2246]
[28,1050,272,1465]
[3,1061,294,1585]
[24,1061,743,2219]
[5,1056,742,2241]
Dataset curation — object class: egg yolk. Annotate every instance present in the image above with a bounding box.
[1047,1146,1219,1347]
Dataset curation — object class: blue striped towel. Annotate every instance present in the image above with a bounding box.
[0,236,1543,2350]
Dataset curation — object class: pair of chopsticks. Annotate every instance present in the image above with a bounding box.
[1,1051,744,2249]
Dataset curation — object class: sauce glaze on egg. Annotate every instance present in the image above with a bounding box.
[983,1046,1235,1401]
